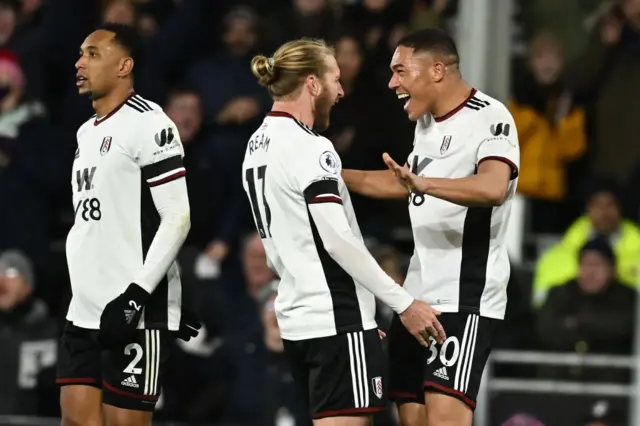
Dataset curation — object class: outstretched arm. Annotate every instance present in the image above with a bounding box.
[342,169,408,199]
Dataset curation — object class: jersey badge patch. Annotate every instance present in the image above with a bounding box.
[440,135,451,154]
[319,151,339,174]
[372,376,383,399]
[100,137,112,156]
[155,127,175,147]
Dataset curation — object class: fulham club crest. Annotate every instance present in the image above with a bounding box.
[440,135,451,155]
[372,376,383,399]
[100,136,112,156]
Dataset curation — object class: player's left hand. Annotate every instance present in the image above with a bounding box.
[99,283,150,347]
[382,152,428,194]
[378,329,386,340]
[176,310,202,342]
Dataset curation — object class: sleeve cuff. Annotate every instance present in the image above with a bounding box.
[478,156,519,179]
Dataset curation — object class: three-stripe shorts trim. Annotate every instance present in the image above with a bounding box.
[346,331,370,408]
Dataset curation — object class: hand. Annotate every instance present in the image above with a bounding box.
[382,152,429,194]
[378,329,386,340]
[601,13,622,45]
[217,97,260,125]
[176,310,202,342]
[399,300,446,347]
[206,240,229,262]
[99,283,150,347]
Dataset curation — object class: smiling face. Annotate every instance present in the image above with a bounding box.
[388,46,442,121]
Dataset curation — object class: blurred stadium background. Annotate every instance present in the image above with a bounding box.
[1,0,639,425]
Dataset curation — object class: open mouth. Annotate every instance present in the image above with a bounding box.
[76,76,87,87]
[397,92,411,110]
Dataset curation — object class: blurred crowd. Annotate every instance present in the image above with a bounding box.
[1,0,640,425]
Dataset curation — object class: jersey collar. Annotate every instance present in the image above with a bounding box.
[94,92,135,126]
[433,88,477,123]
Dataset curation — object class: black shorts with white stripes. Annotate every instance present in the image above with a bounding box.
[388,312,497,410]
[283,328,387,419]
[56,321,172,412]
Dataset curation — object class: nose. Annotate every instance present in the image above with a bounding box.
[388,73,399,90]
[75,56,85,70]
[338,82,345,98]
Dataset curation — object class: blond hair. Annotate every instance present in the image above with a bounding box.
[251,38,334,99]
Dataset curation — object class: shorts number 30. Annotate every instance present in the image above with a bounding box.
[426,336,460,367]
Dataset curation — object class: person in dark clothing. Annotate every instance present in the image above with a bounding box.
[537,236,636,382]
[0,250,59,416]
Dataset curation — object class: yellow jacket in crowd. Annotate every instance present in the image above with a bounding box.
[532,216,640,307]
[508,99,586,201]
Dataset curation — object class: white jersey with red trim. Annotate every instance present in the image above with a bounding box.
[66,94,185,330]
[402,89,519,320]
[242,111,380,341]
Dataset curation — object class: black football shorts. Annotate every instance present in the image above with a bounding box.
[283,328,387,419]
[387,312,497,410]
[56,320,172,412]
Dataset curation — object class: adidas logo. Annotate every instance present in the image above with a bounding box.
[124,309,136,324]
[433,367,449,381]
[121,375,139,388]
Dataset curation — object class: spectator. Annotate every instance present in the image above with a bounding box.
[0,250,58,415]
[165,87,248,261]
[510,30,587,233]
[267,0,338,48]
[573,0,640,185]
[532,179,640,306]
[537,237,635,381]
[0,49,64,271]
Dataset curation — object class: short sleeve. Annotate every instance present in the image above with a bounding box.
[136,112,186,187]
[292,137,342,192]
[477,109,520,180]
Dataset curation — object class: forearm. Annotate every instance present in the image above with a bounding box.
[304,179,413,313]
[309,203,413,313]
[342,169,408,199]
[134,179,191,292]
[418,173,506,207]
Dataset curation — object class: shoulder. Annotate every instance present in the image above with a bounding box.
[76,116,95,138]
[472,91,515,127]
[124,96,177,137]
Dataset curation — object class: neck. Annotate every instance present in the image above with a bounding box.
[271,98,315,129]
[93,84,134,118]
[431,76,472,118]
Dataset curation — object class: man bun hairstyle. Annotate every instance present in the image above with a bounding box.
[251,38,335,99]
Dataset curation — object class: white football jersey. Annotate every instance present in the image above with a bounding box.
[66,94,184,330]
[402,89,519,320]
[242,111,377,341]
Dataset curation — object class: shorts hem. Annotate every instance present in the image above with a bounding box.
[313,406,385,419]
[102,381,159,412]
[389,391,423,405]
[424,381,476,410]
[56,377,100,388]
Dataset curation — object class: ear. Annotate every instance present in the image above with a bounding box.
[305,75,322,97]
[118,57,134,78]
[432,61,446,83]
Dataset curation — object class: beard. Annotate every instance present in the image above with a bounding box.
[312,89,334,132]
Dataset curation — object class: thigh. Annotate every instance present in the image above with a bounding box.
[387,314,425,405]
[57,321,103,425]
[423,313,495,410]
[102,328,172,412]
[309,329,387,419]
[56,321,102,388]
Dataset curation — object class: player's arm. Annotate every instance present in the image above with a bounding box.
[342,169,408,199]
[384,113,520,207]
[100,115,191,344]
[305,178,413,313]
[412,159,514,207]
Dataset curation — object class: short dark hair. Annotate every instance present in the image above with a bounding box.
[94,22,142,64]
[397,29,459,65]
